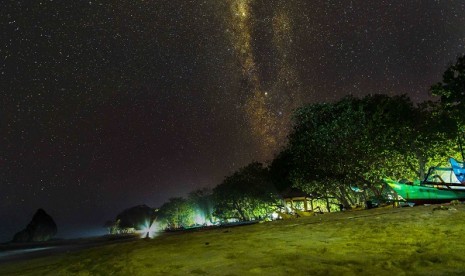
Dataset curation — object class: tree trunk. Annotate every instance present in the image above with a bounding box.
[233,201,247,221]
[419,157,427,180]
[338,187,353,208]
[416,153,427,180]
[325,193,331,213]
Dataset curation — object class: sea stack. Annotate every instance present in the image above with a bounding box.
[12,208,58,243]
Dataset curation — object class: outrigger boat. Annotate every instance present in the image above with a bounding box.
[385,157,465,205]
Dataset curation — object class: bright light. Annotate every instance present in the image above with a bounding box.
[193,209,214,226]
[193,213,205,226]
[271,212,279,220]
[139,220,159,239]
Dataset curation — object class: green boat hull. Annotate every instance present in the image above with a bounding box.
[385,179,465,204]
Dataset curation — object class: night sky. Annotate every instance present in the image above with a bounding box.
[1,1,464,241]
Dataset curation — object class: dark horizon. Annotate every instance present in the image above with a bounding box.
[2,1,464,242]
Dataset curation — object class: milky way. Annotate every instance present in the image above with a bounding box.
[228,0,278,159]
[1,1,464,241]
[226,0,306,160]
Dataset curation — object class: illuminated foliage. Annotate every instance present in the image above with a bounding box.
[213,162,279,221]
[287,94,459,207]
[103,220,120,235]
[157,197,195,230]
[188,188,215,225]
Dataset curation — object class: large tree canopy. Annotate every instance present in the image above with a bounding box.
[157,197,195,229]
[213,162,279,221]
[431,55,465,160]
[287,94,459,207]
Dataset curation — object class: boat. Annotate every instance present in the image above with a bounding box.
[450,158,465,182]
[385,157,465,205]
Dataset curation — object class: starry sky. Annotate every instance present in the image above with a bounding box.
[1,0,464,241]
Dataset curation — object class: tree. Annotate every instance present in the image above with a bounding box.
[361,95,457,180]
[268,149,294,192]
[188,188,215,225]
[115,205,156,231]
[431,54,465,159]
[157,197,195,229]
[213,162,279,221]
[431,55,465,127]
[288,95,380,207]
[103,220,120,234]
[287,94,458,208]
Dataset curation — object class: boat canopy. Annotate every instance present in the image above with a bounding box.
[424,166,462,184]
[450,158,465,183]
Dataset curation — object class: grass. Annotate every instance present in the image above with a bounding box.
[2,204,465,275]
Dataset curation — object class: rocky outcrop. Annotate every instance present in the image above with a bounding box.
[12,209,57,243]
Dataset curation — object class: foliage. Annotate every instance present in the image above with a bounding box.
[115,205,156,231]
[287,94,458,207]
[157,197,196,229]
[363,98,457,180]
[103,220,120,234]
[431,54,465,160]
[288,95,382,206]
[213,162,279,221]
[106,56,465,225]
[188,188,215,225]
[431,54,465,126]
[268,149,294,192]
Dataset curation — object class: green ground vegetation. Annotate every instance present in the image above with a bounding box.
[2,204,465,275]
